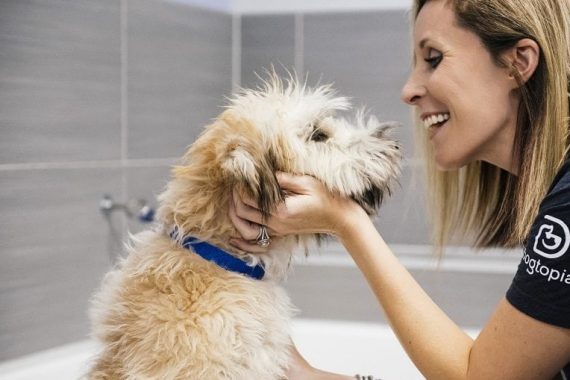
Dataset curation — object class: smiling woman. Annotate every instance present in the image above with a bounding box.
[230,0,570,379]
[402,3,524,174]
[399,0,570,377]
[406,0,570,251]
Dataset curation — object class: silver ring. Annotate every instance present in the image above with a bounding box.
[256,225,271,247]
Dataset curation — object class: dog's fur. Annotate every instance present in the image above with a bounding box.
[87,75,401,380]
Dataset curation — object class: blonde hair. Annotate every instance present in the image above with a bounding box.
[412,0,570,250]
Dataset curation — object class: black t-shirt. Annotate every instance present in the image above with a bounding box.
[507,160,570,378]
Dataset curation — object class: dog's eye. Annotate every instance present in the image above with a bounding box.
[309,126,329,142]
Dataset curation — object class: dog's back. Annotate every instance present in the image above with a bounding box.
[88,230,294,379]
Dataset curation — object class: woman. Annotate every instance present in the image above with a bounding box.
[229,0,570,378]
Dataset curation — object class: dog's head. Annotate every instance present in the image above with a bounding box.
[158,74,401,279]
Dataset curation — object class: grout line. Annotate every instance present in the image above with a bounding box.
[0,159,419,172]
[121,0,128,165]
[231,13,241,91]
[120,0,129,217]
[0,158,179,172]
[0,158,419,172]
[294,13,304,76]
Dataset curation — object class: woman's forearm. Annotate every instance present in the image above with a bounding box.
[338,210,474,380]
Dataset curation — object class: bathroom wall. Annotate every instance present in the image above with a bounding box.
[0,0,232,360]
[0,0,518,362]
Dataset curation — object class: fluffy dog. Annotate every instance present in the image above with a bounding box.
[87,74,401,380]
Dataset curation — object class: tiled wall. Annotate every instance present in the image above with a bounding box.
[0,3,516,362]
[0,0,232,360]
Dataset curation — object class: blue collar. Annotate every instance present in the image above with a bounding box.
[171,230,265,280]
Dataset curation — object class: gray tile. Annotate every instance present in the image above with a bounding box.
[241,14,296,88]
[412,269,512,327]
[128,0,233,160]
[375,163,430,245]
[285,264,513,328]
[0,168,122,360]
[303,11,415,156]
[285,264,382,322]
[0,0,121,164]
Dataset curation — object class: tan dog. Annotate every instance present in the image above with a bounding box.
[87,75,401,379]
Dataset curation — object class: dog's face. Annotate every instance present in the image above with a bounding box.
[219,78,402,215]
[158,75,401,278]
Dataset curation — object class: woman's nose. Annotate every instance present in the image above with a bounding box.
[401,71,425,105]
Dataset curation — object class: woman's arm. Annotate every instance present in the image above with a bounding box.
[231,173,570,379]
[338,209,472,379]
[337,197,570,379]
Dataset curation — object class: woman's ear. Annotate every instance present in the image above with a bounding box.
[504,38,540,86]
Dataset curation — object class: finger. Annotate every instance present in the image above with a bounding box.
[233,190,264,225]
[228,196,261,240]
[233,188,259,212]
[229,237,271,254]
[229,224,280,240]
[233,188,260,210]
[276,172,313,194]
[231,190,283,237]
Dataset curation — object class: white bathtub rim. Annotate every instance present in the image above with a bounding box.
[0,319,479,380]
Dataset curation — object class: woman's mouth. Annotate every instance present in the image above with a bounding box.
[422,112,450,130]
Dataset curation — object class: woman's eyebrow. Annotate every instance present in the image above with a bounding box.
[419,37,431,49]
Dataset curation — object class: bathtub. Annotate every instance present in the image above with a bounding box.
[0,318,478,380]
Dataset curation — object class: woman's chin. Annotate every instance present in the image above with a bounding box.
[434,153,466,171]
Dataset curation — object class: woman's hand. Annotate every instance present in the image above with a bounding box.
[286,343,354,380]
[228,172,366,252]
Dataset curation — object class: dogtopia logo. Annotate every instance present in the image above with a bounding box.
[533,215,570,259]
[521,214,570,285]
[522,249,570,284]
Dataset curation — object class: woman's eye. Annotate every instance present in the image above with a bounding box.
[424,49,443,69]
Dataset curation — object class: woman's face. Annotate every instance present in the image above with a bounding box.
[401,0,519,173]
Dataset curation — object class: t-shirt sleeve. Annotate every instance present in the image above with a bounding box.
[506,193,570,328]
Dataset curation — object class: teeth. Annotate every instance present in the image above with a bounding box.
[423,113,450,129]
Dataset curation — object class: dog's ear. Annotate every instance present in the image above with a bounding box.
[223,145,284,219]
[219,112,284,220]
